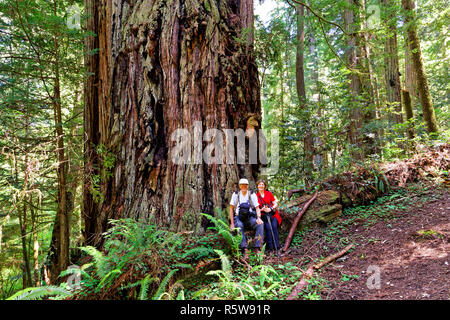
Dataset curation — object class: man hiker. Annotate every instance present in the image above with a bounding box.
[229,178,264,258]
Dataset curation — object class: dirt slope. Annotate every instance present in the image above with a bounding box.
[271,184,449,300]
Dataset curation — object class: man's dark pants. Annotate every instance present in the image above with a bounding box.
[233,215,264,249]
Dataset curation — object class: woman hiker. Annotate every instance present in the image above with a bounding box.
[256,179,282,254]
[229,178,264,258]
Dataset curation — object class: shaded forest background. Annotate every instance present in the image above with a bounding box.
[0,0,448,298]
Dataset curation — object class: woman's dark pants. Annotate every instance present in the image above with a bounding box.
[263,215,280,250]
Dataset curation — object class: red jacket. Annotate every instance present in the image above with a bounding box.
[256,190,282,226]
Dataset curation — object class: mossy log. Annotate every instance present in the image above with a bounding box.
[279,190,343,230]
[279,144,449,231]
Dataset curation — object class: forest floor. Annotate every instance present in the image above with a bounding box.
[267,181,449,300]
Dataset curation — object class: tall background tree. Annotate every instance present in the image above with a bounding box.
[0,0,85,285]
[255,0,448,193]
[401,0,438,133]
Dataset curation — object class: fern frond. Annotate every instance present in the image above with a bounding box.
[98,268,122,289]
[7,286,71,300]
[191,287,209,299]
[201,213,242,257]
[213,249,230,273]
[59,265,93,283]
[152,269,178,300]
[241,282,258,299]
[120,280,142,291]
[79,246,109,279]
[139,275,160,300]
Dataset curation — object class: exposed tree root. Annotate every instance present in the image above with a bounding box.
[282,191,318,252]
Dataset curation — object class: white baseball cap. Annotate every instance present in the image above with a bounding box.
[239,178,249,185]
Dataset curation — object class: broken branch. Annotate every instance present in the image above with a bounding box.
[287,244,354,300]
[314,244,354,269]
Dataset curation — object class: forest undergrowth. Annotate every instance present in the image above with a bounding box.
[5,145,448,300]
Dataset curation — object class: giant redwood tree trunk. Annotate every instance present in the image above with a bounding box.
[84,0,262,246]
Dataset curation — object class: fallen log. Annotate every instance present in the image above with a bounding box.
[279,144,450,230]
[282,191,318,252]
[282,190,343,229]
[286,244,354,300]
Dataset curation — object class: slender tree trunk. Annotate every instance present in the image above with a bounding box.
[20,99,32,288]
[83,0,100,246]
[402,89,415,139]
[296,3,314,183]
[308,28,327,172]
[19,203,32,288]
[371,50,384,152]
[344,0,363,161]
[404,34,418,106]
[296,4,306,104]
[382,0,403,125]
[401,0,438,133]
[48,0,69,282]
[84,0,262,246]
[360,0,378,156]
[30,196,40,286]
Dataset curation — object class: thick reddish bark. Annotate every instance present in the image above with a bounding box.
[84,0,262,246]
[83,0,101,246]
[344,0,377,159]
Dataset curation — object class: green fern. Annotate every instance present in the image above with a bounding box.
[205,250,281,300]
[120,280,141,292]
[97,269,122,289]
[201,212,242,258]
[7,286,72,300]
[215,249,230,273]
[79,246,109,279]
[206,250,233,288]
[138,274,160,300]
[152,269,178,300]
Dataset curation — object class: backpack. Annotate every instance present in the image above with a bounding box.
[235,190,255,223]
